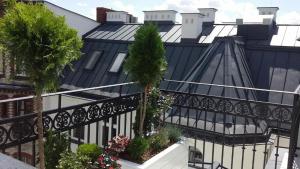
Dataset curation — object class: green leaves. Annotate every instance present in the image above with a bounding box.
[0,1,82,93]
[124,23,167,88]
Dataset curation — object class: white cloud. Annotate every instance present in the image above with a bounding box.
[153,0,300,24]
[77,2,88,7]
[88,8,96,20]
[278,11,300,24]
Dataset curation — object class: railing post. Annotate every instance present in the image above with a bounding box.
[119,85,123,97]
[288,93,300,168]
[58,94,62,135]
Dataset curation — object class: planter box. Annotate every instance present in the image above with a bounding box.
[119,139,188,169]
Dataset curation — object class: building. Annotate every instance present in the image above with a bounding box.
[0,0,100,119]
[0,0,101,164]
[1,1,300,168]
[58,7,300,168]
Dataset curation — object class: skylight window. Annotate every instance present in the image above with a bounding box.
[109,52,127,73]
[85,51,103,70]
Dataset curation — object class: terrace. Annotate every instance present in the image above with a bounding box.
[0,80,299,169]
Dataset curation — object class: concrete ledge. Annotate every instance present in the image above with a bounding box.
[119,139,188,169]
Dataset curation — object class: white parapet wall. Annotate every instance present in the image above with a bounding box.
[119,139,188,169]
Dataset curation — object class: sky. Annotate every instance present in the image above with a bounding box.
[47,0,300,24]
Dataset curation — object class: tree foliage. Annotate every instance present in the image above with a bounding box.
[125,23,167,88]
[44,131,69,169]
[0,1,82,92]
[124,23,167,136]
[0,1,82,168]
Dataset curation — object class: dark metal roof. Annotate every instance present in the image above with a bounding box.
[85,23,300,47]
[174,37,256,100]
[62,22,300,105]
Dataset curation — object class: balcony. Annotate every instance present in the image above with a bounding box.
[0,81,299,169]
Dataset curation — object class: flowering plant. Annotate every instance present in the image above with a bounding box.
[108,135,130,154]
[92,152,121,169]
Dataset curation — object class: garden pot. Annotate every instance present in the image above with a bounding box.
[119,139,188,169]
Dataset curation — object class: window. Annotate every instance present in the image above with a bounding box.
[109,52,127,73]
[191,18,194,24]
[111,128,116,139]
[112,116,117,124]
[102,126,109,146]
[161,15,164,19]
[73,126,85,140]
[85,51,103,70]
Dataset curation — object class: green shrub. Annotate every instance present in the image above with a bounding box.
[57,152,90,169]
[127,137,149,161]
[165,125,182,143]
[44,131,69,169]
[150,128,169,151]
[77,144,102,162]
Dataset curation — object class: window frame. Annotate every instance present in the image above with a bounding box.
[84,50,104,70]
[109,52,127,73]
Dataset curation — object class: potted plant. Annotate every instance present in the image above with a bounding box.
[106,126,187,169]
[57,143,121,169]
[122,23,188,168]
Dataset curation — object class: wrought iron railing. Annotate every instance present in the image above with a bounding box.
[0,81,299,169]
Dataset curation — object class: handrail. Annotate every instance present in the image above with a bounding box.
[163,79,297,95]
[0,82,136,103]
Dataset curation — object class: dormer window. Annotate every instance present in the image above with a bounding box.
[85,51,103,70]
[109,52,127,73]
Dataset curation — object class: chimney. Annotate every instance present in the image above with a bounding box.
[96,7,113,23]
[198,8,217,23]
[236,7,279,40]
[257,7,279,23]
[106,11,137,23]
[181,13,205,40]
[143,10,177,24]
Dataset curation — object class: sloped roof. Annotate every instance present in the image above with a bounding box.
[62,22,300,105]
[85,23,300,47]
[174,36,256,100]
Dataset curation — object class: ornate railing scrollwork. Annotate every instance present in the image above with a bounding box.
[0,94,139,148]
